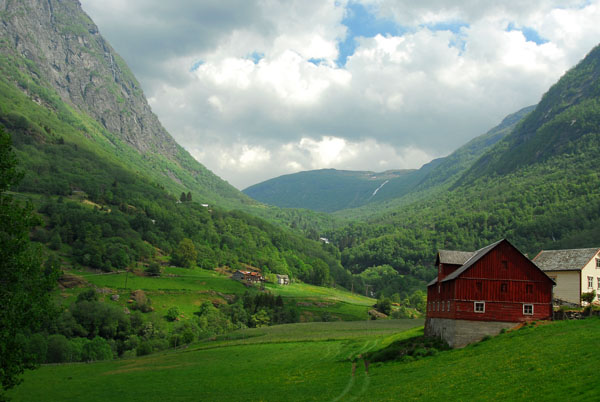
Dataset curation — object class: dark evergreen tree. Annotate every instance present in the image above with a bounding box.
[0,128,58,394]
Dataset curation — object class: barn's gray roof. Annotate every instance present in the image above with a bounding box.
[428,240,504,286]
[442,239,505,282]
[437,250,475,266]
[533,248,600,271]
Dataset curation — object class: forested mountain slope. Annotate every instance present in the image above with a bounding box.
[243,169,416,213]
[245,106,534,214]
[459,43,600,184]
[326,44,600,297]
[0,0,249,208]
[0,0,351,287]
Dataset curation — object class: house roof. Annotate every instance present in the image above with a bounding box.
[533,248,600,271]
[437,250,476,266]
[276,274,289,279]
[428,239,555,287]
[442,239,505,282]
[427,277,438,287]
[428,239,507,286]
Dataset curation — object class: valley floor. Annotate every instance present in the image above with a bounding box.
[8,318,600,401]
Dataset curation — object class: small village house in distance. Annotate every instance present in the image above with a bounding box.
[533,247,600,306]
[232,270,265,283]
[425,239,554,348]
[276,274,290,285]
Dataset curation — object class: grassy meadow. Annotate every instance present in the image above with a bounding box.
[59,267,377,322]
[8,318,600,401]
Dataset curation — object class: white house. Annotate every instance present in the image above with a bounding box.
[533,247,600,305]
[276,274,289,285]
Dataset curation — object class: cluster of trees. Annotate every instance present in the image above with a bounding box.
[0,129,59,395]
[24,288,302,364]
[26,289,162,363]
[373,290,426,319]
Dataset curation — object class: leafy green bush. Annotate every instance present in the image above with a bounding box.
[82,336,113,362]
[368,336,450,363]
[374,298,392,315]
[582,290,596,304]
[46,334,71,363]
[166,307,180,322]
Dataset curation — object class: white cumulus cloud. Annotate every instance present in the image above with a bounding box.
[80,0,600,189]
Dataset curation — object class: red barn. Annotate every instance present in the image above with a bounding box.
[425,239,554,347]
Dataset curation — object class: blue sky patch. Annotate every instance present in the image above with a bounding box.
[190,60,204,72]
[308,58,326,66]
[507,23,549,45]
[338,1,405,66]
[425,21,469,34]
[247,51,265,64]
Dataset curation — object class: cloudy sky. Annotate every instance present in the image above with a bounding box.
[79,0,600,189]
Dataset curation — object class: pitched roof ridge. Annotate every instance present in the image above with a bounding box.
[537,247,599,253]
[442,239,506,282]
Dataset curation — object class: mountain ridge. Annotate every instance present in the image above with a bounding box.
[244,105,535,213]
[0,0,251,208]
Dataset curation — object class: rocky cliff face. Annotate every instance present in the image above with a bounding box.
[0,0,178,157]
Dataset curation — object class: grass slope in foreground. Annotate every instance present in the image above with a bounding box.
[9,318,600,401]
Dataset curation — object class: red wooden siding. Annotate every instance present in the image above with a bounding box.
[438,263,461,282]
[426,240,553,323]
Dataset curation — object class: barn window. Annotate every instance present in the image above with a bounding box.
[501,260,508,269]
[500,283,508,293]
[476,281,482,292]
[441,301,445,312]
[526,284,533,294]
[523,304,533,315]
[447,301,451,311]
[588,276,594,289]
[474,302,485,313]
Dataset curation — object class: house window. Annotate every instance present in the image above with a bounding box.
[500,283,508,293]
[598,277,600,289]
[596,258,600,268]
[474,302,485,313]
[588,276,594,289]
[523,304,534,315]
[526,284,533,294]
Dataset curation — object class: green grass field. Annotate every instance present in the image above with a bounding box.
[8,318,600,401]
[61,267,377,321]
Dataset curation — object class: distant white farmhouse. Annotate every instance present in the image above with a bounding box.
[533,247,600,305]
[319,237,329,244]
[276,274,289,285]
